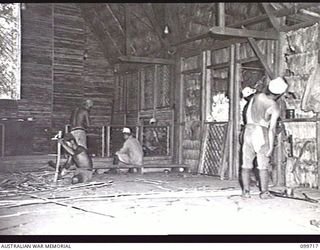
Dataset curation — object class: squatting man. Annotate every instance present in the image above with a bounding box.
[241,77,288,199]
[113,127,143,173]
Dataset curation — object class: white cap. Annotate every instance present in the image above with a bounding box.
[149,117,157,124]
[242,87,256,98]
[268,77,288,95]
[122,127,131,134]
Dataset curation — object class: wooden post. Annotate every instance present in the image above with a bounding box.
[202,50,211,126]
[274,34,285,186]
[233,43,241,179]
[139,125,144,144]
[125,4,130,55]
[217,3,225,28]
[0,124,5,157]
[136,126,139,140]
[167,125,170,156]
[205,51,212,123]
[228,44,235,179]
[102,126,105,157]
[317,113,320,189]
[178,58,185,164]
[53,131,62,184]
[106,126,111,157]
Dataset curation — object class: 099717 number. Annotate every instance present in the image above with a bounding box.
[300,244,319,248]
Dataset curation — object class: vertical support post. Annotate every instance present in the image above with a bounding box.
[125,4,130,55]
[317,114,320,189]
[106,126,111,157]
[178,58,185,164]
[274,35,284,186]
[0,124,5,158]
[139,125,144,145]
[233,43,241,179]
[102,126,105,157]
[167,125,170,156]
[53,131,62,184]
[136,126,139,140]
[217,3,225,28]
[228,44,235,179]
[153,65,158,119]
[202,50,211,126]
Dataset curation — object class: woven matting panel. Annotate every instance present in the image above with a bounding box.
[200,123,228,176]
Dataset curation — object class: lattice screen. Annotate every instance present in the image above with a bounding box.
[119,75,126,111]
[158,65,171,107]
[114,76,120,112]
[126,72,138,111]
[142,126,169,156]
[0,3,21,100]
[198,122,228,176]
[143,66,154,109]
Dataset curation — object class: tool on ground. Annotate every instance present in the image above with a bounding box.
[269,190,318,203]
[53,131,62,184]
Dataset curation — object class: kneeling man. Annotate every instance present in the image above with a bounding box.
[58,133,93,184]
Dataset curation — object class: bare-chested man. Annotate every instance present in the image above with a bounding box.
[70,99,93,149]
[58,133,93,184]
[241,77,288,199]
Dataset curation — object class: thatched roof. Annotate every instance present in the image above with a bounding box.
[78,3,320,65]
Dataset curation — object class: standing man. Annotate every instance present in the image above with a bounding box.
[114,127,143,172]
[70,99,94,149]
[241,77,288,199]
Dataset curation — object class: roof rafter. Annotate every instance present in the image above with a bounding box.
[261,3,281,32]
[105,3,136,55]
[92,8,124,58]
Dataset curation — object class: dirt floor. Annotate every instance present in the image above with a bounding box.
[1,167,320,235]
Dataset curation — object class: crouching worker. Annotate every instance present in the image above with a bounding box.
[113,127,143,173]
[58,133,93,184]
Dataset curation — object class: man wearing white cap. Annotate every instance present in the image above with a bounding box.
[240,86,256,127]
[241,77,288,199]
[114,127,143,171]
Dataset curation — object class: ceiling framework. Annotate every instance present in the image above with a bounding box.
[77,3,320,65]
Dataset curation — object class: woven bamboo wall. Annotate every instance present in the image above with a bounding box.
[0,3,115,155]
[283,23,319,117]
[0,4,54,153]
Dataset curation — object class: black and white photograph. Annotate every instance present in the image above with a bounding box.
[0,2,320,238]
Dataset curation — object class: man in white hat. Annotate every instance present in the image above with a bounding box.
[241,77,288,199]
[240,86,256,127]
[114,127,143,172]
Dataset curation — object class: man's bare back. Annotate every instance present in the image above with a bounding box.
[71,107,89,129]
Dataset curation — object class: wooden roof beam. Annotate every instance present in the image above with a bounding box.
[105,3,136,55]
[299,9,320,19]
[229,3,320,28]
[118,56,175,65]
[141,3,170,51]
[92,9,124,57]
[279,19,319,32]
[217,3,225,27]
[261,3,281,32]
[172,25,278,47]
[208,26,279,40]
[246,36,275,79]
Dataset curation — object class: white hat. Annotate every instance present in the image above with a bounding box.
[122,127,131,134]
[242,87,256,98]
[268,77,288,95]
